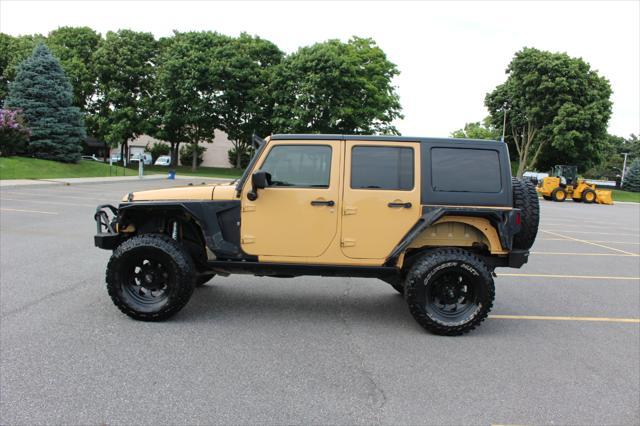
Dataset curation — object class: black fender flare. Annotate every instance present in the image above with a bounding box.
[384,206,522,267]
[118,201,247,260]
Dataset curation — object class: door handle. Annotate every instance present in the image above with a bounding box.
[311,200,335,207]
[388,202,412,208]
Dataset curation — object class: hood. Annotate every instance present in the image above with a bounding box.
[123,181,237,202]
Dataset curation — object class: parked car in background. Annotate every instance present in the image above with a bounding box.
[154,155,171,166]
[110,153,122,163]
[522,171,549,184]
[81,155,102,162]
[130,152,152,165]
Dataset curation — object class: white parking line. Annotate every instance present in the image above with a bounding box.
[537,238,640,245]
[497,273,639,280]
[0,190,107,201]
[0,197,95,208]
[543,229,640,237]
[0,207,58,215]
[531,251,639,257]
[542,222,640,232]
[489,315,640,323]
[542,230,639,256]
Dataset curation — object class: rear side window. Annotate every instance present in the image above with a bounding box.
[351,146,414,190]
[260,145,332,187]
[431,148,502,192]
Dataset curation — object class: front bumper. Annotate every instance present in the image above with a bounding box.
[94,204,120,250]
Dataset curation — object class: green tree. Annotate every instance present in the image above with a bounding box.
[154,31,227,170]
[585,134,625,179]
[451,118,500,140]
[486,47,612,177]
[217,33,283,168]
[47,27,101,110]
[0,34,46,102]
[179,143,206,167]
[4,44,84,162]
[92,30,158,164]
[623,159,640,192]
[271,37,402,135]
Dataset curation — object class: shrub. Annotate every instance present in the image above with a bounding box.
[179,143,206,167]
[227,145,252,168]
[0,108,31,156]
[147,142,170,162]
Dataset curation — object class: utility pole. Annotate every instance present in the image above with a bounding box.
[501,102,509,143]
[621,153,629,186]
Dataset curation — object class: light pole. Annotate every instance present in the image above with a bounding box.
[501,102,509,143]
[621,152,629,186]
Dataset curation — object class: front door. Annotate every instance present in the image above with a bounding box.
[241,140,341,257]
[341,141,421,260]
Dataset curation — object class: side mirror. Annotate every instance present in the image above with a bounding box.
[247,170,271,201]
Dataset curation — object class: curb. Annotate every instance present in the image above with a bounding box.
[0,175,234,189]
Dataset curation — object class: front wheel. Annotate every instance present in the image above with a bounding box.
[405,248,494,335]
[106,234,196,321]
[552,188,567,202]
[582,189,596,204]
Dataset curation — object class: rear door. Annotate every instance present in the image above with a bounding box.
[341,141,421,260]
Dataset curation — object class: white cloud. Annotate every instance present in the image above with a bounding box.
[1,0,638,137]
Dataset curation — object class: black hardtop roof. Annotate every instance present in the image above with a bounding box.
[270,133,503,146]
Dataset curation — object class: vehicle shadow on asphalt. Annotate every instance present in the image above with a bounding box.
[169,280,503,336]
[177,280,413,326]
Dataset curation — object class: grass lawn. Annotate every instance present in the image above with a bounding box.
[0,156,142,180]
[612,189,640,203]
[0,156,243,180]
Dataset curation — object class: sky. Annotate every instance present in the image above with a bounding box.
[1,0,638,138]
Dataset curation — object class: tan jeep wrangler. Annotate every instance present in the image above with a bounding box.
[94,134,539,335]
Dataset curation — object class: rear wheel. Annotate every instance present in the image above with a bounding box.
[405,248,494,336]
[551,188,567,202]
[582,189,596,204]
[106,234,196,321]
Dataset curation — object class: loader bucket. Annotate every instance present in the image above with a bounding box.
[595,189,613,205]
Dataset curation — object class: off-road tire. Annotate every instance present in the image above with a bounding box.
[582,189,596,204]
[551,188,566,202]
[196,273,215,287]
[106,234,196,321]
[512,178,540,250]
[405,248,494,336]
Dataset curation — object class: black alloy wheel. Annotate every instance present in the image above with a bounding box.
[405,248,494,335]
[106,234,196,321]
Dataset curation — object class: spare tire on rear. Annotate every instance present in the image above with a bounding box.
[512,178,539,250]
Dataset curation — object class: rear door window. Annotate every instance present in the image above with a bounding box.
[351,146,414,190]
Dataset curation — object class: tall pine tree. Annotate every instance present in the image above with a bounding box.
[4,43,84,162]
[624,159,640,193]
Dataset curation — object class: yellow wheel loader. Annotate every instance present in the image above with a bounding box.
[536,165,613,204]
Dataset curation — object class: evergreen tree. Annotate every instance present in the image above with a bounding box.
[624,159,640,193]
[4,43,84,162]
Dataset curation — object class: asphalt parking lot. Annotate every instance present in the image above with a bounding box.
[1,179,639,425]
